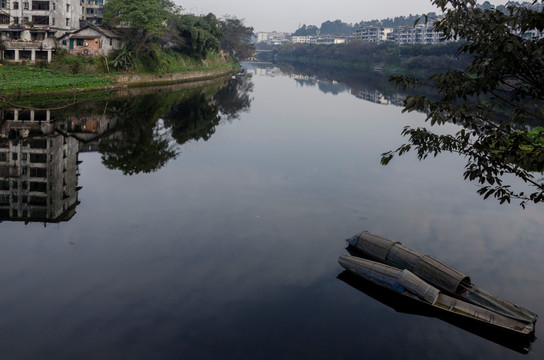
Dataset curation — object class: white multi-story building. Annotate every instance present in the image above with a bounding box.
[387,24,445,45]
[354,26,394,43]
[256,31,290,45]
[0,1,81,31]
[292,35,316,44]
[0,1,82,61]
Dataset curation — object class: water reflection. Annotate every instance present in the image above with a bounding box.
[245,62,407,107]
[338,270,536,354]
[0,72,253,224]
[0,112,80,224]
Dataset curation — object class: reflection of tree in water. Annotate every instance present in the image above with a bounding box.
[99,95,177,176]
[213,70,253,121]
[162,93,221,146]
[99,72,254,175]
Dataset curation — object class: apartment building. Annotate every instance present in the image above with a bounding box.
[81,0,106,24]
[391,24,445,45]
[0,1,81,31]
[255,31,290,45]
[0,1,82,62]
[353,26,394,43]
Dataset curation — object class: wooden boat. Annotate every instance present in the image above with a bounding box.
[338,255,535,337]
[337,270,535,354]
[346,231,538,325]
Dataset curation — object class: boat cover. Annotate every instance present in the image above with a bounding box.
[338,255,440,304]
[347,230,538,324]
[348,231,471,294]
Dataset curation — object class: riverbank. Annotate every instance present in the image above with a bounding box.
[276,41,471,79]
[0,62,237,97]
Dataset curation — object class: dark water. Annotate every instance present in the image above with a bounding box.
[0,63,542,360]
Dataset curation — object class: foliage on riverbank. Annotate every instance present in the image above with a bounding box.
[277,41,472,78]
[0,52,235,95]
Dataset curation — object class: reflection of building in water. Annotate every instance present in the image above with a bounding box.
[0,108,80,224]
[250,66,284,77]
[356,89,405,106]
[58,114,119,143]
[356,89,390,105]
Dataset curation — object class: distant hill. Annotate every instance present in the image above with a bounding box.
[292,1,543,36]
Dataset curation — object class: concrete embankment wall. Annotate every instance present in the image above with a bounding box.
[111,66,234,86]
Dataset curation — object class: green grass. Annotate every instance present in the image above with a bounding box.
[0,51,236,95]
[0,65,112,94]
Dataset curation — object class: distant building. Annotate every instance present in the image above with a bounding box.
[292,35,315,44]
[256,31,290,45]
[292,35,346,45]
[392,24,445,45]
[353,26,394,43]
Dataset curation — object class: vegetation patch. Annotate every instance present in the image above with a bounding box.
[0,65,112,94]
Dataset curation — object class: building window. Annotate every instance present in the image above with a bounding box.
[13,2,19,10]
[62,39,66,45]
[32,16,50,26]
[12,153,17,161]
[1,1,7,9]
[32,1,50,10]
[66,4,69,12]
[66,18,69,26]
[76,39,84,46]
[14,17,19,25]
[52,17,55,26]
[23,2,29,10]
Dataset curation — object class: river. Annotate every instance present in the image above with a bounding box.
[0,63,541,359]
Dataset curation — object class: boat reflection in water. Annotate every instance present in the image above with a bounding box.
[337,270,536,354]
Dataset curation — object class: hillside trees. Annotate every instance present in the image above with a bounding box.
[381,0,544,207]
[103,0,178,54]
[220,16,255,59]
[171,13,223,58]
[104,2,254,68]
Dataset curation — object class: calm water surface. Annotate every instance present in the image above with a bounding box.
[0,64,542,359]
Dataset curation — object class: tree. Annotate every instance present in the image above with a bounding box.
[103,0,178,54]
[220,16,254,59]
[293,24,319,36]
[171,13,223,59]
[381,0,544,207]
[320,20,355,35]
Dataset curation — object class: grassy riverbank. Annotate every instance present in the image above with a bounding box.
[0,66,113,94]
[0,52,237,95]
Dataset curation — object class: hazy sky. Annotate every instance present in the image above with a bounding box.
[175,0,509,32]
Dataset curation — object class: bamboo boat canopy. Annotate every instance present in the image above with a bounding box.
[347,231,538,325]
[348,231,471,294]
